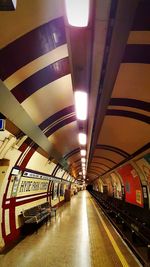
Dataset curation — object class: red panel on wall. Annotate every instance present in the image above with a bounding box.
[117,164,143,207]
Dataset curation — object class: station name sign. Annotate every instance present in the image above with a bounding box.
[23,171,60,183]
[19,180,49,193]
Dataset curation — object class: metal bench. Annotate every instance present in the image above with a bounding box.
[22,202,51,225]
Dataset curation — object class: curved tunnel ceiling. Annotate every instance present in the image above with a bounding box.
[0,0,150,183]
[87,0,150,182]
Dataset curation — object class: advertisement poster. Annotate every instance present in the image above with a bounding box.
[136,153,150,207]
[136,154,150,190]
[98,179,103,193]
[105,176,113,197]
[110,172,122,199]
[117,164,143,207]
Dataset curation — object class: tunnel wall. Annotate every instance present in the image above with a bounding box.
[0,129,75,250]
[93,153,150,209]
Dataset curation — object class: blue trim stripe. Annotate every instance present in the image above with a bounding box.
[96,144,130,157]
[52,164,60,176]
[64,148,80,160]
[92,156,117,164]
[106,109,150,124]
[40,106,75,131]
[91,162,110,169]
[109,98,150,112]
[89,166,106,172]
[12,57,70,103]
[132,1,150,31]
[123,45,150,64]
[71,163,81,169]
[45,115,76,137]
[74,159,81,164]
[0,17,66,80]
[73,166,81,172]
[87,171,100,176]
[69,160,81,169]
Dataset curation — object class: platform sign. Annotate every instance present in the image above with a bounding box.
[0,119,5,131]
[17,177,49,196]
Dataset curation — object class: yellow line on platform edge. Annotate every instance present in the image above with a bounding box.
[90,197,129,267]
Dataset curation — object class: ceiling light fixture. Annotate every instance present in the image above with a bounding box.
[83,169,86,175]
[81,157,86,163]
[65,0,90,27]
[80,149,86,156]
[78,133,87,145]
[74,91,87,120]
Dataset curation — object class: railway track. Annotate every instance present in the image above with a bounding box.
[90,191,150,267]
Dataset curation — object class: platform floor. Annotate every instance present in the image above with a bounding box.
[0,191,141,267]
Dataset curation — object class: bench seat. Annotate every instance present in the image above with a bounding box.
[22,202,51,225]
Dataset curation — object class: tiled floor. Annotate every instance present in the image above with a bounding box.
[0,191,141,267]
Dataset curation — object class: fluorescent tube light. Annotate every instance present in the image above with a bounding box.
[80,149,86,156]
[78,133,87,145]
[83,170,86,175]
[65,0,89,27]
[81,158,86,163]
[74,91,87,120]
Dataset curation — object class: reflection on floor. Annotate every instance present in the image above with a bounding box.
[0,191,142,267]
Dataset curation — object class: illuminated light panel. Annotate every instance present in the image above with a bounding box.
[74,91,87,120]
[80,149,86,156]
[78,133,87,145]
[83,170,86,175]
[81,157,86,163]
[65,0,89,27]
